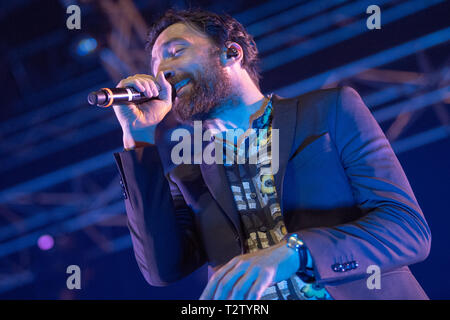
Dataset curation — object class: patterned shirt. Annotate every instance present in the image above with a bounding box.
[214,95,332,300]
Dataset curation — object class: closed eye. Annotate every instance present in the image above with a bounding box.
[171,48,185,57]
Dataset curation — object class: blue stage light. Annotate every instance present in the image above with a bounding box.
[76,37,97,56]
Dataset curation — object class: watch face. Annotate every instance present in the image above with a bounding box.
[287,236,298,249]
[287,234,304,250]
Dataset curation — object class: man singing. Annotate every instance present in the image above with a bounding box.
[112,9,431,300]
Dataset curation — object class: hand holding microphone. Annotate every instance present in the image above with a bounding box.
[87,87,154,107]
[88,73,177,108]
[103,72,174,149]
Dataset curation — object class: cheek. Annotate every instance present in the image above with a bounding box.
[190,49,216,69]
[183,57,204,73]
[171,59,198,78]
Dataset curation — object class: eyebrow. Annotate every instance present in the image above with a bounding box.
[160,37,190,49]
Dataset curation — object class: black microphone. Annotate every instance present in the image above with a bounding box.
[87,86,176,108]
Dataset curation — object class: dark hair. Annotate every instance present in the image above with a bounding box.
[146,8,261,89]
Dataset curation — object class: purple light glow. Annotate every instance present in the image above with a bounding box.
[37,234,54,251]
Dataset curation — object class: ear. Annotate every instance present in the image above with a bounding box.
[220,42,243,66]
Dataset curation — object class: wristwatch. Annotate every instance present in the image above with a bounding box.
[285,233,316,283]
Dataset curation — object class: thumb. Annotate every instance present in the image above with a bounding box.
[155,71,172,103]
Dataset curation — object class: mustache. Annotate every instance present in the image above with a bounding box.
[168,73,193,88]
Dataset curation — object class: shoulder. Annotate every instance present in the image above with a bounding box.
[273,86,368,137]
[274,86,362,113]
[274,86,365,122]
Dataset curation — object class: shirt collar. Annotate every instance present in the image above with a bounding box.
[251,93,273,130]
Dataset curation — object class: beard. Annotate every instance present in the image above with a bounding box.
[169,52,236,123]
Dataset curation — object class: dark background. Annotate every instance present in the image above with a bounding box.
[0,0,449,299]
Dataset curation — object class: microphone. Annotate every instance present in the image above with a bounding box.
[87,86,176,108]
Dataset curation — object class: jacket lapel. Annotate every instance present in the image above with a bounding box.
[271,95,298,213]
[200,159,242,237]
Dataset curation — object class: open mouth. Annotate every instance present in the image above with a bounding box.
[174,78,190,93]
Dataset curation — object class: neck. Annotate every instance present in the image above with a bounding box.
[206,75,266,131]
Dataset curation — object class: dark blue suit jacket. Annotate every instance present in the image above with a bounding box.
[114,87,431,299]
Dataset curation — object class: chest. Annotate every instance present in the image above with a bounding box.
[170,131,355,217]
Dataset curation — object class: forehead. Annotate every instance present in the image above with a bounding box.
[152,22,212,54]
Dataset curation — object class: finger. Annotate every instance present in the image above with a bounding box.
[199,258,239,300]
[141,81,153,98]
[213,266,248,300]
[200,260,238,300]
[137,74,161,90]
[115,79,124,88]
[148,80,160,97]
[155,71,172,102]
[246,270,273,301]
[228,268,259,300]
[246,276,272,300]
[134,73,153,79]
[128,79,145,93]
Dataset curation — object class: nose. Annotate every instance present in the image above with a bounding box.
[163,70,174,80]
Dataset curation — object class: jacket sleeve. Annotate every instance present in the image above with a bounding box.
[114,145,206,286]
[297,86,431,284]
